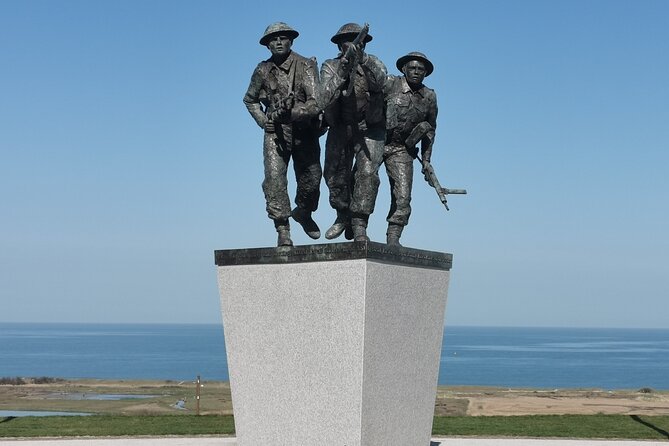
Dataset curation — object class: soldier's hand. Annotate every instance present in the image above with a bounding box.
[342,42,363,62]
[264,120,275,133]
[276,107,291,122]
[421,160,433,185]
[338,57,353,77]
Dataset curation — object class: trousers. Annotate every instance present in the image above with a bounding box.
[323,123,385,217]
[262,129,321,222]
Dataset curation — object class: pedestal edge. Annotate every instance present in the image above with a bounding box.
[214,241,452,270]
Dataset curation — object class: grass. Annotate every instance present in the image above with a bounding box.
[432,414,669,440]
[0,415,235,438]
[1,414,669,440]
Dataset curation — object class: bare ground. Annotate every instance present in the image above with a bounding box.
[436,386,669,416]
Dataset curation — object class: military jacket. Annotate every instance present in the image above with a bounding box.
[243,51,320,130]
[319,53,387,128]
[385,76,438,146]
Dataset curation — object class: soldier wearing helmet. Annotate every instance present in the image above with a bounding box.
[243,22,323,247]
[318,23,388,242]
[382,52,438,245]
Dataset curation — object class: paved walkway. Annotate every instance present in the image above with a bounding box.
[0,438,667,445]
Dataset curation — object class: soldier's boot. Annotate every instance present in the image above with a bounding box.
[275,220,293,247]
[386,223,404,246]
[351,216,369,242]
[291,207,321,239]
[325,210,350,240]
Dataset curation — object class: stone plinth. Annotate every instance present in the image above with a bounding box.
[215,241,451,446]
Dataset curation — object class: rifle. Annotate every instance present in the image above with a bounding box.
[406,121,466,211]
[416,154,466,211]
[266,92,294,123]
[266,56,297,124]
[341,23,369,97]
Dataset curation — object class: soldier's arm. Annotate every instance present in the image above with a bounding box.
[360,54,387,93]
[291,58,320,122]
[242,64,268,129]
[422,90,439,164]
[317,59,346,110]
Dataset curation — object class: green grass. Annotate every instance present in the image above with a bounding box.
[432,415,669,440]
[1,414,668,440]
[0,415,235,438]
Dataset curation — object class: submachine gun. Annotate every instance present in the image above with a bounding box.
[341,23,369,97]
[406,122,467,211]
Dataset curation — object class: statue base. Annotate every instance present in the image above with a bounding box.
[215,241,452,446]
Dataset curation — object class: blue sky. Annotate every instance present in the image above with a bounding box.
[1,0,667,328]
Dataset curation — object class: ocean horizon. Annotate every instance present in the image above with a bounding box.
[1,322,668,390]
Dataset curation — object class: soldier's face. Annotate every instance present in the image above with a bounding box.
[267,35,292,57]
[403,60,427,86]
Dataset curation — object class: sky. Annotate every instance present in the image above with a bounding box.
[1,0,667,328]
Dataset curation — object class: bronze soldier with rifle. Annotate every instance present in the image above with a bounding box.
[243,22,322,247]
[318,23,388,242]
[384,52,466,245]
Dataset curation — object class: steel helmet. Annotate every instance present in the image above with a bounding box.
[396,51,434,77]
[259,22,299,46]
[330,22,373,44]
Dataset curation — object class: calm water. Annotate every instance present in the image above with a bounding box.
[1,323,668,389]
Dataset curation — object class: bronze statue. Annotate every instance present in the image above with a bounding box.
[382,52,439,245]
[319,23,388,242]
[243,22,323,247]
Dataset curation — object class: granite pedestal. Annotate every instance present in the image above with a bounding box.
[215,241,452,446]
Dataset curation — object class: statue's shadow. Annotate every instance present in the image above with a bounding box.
[430,442,442,446]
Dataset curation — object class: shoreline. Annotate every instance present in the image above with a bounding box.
[1,379,668,417]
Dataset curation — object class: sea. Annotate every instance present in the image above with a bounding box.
[1,323,668,390]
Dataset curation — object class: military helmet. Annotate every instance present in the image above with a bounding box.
[396,51,434,77]
[330,22,373,44]
[259,22,299,46]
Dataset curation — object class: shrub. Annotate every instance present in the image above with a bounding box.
[0,377,26,385]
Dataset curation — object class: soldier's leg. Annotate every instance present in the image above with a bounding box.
[349,126,385,241]
[384,145,414,246]
[324,126,354,239]
[262,133,292,246]
[324,126,354,211]
[291,132,322,239]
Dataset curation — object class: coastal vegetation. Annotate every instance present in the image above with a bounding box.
[1,379,668,440]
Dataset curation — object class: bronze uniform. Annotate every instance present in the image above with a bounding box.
[243,51,322,226]
[319,53,387,231]
[384,75,438,226]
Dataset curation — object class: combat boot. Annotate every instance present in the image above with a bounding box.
[351,216,369,242]
[275,220,293,247]
[325,210,350,240]
[386,223,404,246]
[291,207,320,239]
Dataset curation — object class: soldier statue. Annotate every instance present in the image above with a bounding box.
[243,22,322,247]
[383,52,438,245]
[318,23,388,242]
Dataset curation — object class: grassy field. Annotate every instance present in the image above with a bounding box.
[1,414,669,440]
